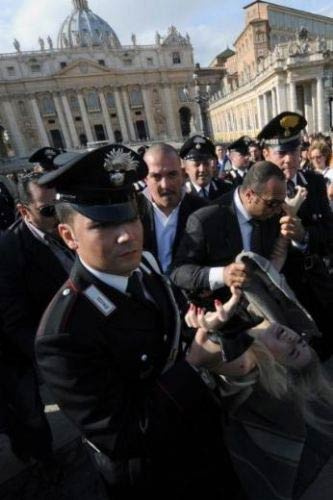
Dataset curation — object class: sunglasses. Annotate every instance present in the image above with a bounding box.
[253,191,285,209]
[37,204,56,217]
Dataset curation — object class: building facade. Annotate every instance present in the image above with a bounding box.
[0,0,222,159]
[208,0,333,142]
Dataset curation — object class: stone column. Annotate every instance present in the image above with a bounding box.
[77,92,94,143]
[142,86,156,140]
[275,85,281,114]
[263,92,269,124]
[121,88,136,141]
[99,90,115,142]
[162,85,178,140]
[1,100,26,156]
[114,88,129,143]
[61,94,79,147]
[316,76,325,132]
[249,101,256,133]
[271,88,277,116]
[256,95,263,129]
[53,93,72,148]
[30,96,50,146]
[304,83,314,134]
[289,81,297,112]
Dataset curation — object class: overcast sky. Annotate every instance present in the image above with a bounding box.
[0,0,333,65]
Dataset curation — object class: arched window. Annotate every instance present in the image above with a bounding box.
[129,88,143,107]
[178,87,188,102]
[40,95,56,115]
[79,133,87,146]
[69,95,80,112]
[106,93,115,108]
[114,130,123,143]
[85,91,100,112]
[179,106,191,137]
[172,52,181,64]
[18,100,28,117]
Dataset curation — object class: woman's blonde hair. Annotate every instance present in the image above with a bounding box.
[249,337,333,434]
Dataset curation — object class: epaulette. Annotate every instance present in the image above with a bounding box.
[82,284,116,316]
[37,280,79,338]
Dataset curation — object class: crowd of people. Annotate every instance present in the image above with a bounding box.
[1,111,333,499]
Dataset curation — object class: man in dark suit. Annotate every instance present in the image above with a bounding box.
[223,136,252,188]
[0,171,73,462]
[138,143,207,274]
[181,135,232,200]
[171,161,287,304]
[259,111,333,355]
[35,144,245,500]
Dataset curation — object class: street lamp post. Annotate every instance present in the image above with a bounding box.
[183,73,211,137]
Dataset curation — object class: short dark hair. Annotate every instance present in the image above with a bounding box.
[144,142,179,161]
[241,161,285,193]
[17,171,44,205]
[55,202,77,224]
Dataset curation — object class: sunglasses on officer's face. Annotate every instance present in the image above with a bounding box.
[252,191,285,209]
[37,204,56,218]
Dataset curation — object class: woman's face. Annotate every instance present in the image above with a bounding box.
[310,148,327,171]
[258,323,312,368]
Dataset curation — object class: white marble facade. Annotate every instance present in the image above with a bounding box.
[0,1,203,157]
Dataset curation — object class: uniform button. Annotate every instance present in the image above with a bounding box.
[141,354,148,362]
[163,334,168,342]
[62,288,71,296]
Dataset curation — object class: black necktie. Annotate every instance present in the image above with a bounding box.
[287,180,296,198]
[126,271,146,303]
[199,188,208,199]
[249,219,263,254]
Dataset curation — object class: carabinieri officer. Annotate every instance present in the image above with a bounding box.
[35,144,245,500]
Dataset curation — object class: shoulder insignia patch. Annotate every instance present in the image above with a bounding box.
[83,285,116,316]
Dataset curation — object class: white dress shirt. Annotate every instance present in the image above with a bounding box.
[209,187,252,290]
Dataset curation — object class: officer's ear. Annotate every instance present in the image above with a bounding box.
[58,223,78,250]
[262,148,270,161]
[16,202,30,221]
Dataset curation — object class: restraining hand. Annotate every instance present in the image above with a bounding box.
[186,327,224,371]
[223,262,248,288]
[185,286,241,330]
[279,214,305,243]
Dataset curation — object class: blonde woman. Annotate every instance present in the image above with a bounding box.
[185,288,333,500]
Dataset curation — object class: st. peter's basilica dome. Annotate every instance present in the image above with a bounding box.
[57,0,122,49]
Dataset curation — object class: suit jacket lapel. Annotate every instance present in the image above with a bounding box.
[226,197,243,254]
[173,197,189,258]
[20,223,68,283]
[142,271,175,337]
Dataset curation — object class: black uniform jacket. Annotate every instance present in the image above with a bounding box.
[170,190,280,297]
[35,255,237,492]
[288,170,333,256]
[223,168,248,188]
[138,192,207,270]
[0,220,69,365]
[185,177,232,201]
[281,170,333,335]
